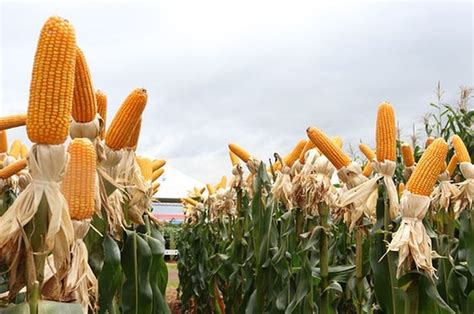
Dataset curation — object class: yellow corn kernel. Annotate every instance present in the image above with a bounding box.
[105,88,148,150]
[207,183,215,195]
[228,143,251,163]
[306,127,351,170]
[401,143,415,167]
[376,102,397,162]
[126,118,142,150]
[9,140,23,159]
[283,139,307,167]
[152,159,166,171]
[20,143,28,159]
[425,136,435,148]
[27,16,76,145]
[362,161,372,177]
[446,154,458,177]
[359,143,376,161]
[72,47,97,123]
[0,159,27,179]
[96,90,107,139]
[151,168,164,182]
[0,114,27,131]
[451,135,471,163]
[332,136,343,149]
[136,157,152,181]
[298,140,316,164]
[0,131,7,154]
[406,138,448,196]
[182,197,198,206]
[61,138,96,220]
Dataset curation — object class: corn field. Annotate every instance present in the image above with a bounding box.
[0,14,473,314]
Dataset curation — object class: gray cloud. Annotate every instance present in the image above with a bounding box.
[1,1,472,185]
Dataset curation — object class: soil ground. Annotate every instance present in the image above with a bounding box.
[166,262,181,313]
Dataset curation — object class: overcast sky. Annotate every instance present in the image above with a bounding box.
[1,1,473,185]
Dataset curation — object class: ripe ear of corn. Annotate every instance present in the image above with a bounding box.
[306,127,351,170]
[283,139,307,167]
[332,136,343,149]
[362,161,372,177]
[152,182,160,191]
[401,143,415,167]
[61,138,96,220]
[72,47,97,123]
[398,182,405,197]
[20,144,28,159]
[9,140,23,159]
[298,140,316,164]
[451,135,471,163]
[0,131,7,153]
[152,159,166,171]
[182,197,198,206]
[228,143,251,163]
[27,16,76,145]
[359,143,376,161]
[375,102,397,162]
[126,118,142,150]
[218,176,227,189]
[229,150,240,166]
[207,183,215,195]
[96,90,107,139]
[446,154,458,177]
[105,88,148,150]
[136,157,153,181]
[0,159,27,179]
[0,114,27,131]
[406,138,448,196]
[425,136,435,148]
[151,168,164,182]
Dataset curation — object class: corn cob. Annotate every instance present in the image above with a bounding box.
[332,136,343,149]
[406,138,448,196]
[0,114,27,131]
[193,187,202,196]
[398,182,405,197]
[0,131,7,153]
[136,157,152,181]
[9,140,23,159]
[425,136,435,148]
[218,176,227,189]
[207,183,215,195]
[27,16,76,145]
[152,159,166,171]
[0,159,27,179]
[376,102,397,162]
[151,168,164,182]
[126,118,142,149]
[359,143,376,161]
[440,160,447,174]
[228,143,251,163]
[96,90,107,139]
[283,139,307,167]
[72,47,97,123]
[451,135,471,163]
[401,143,415,167]
[152,182,160,191]
[182,197,198,206]
[20,144,28,159]
[446,154,458,177]
[105,88,148,150]
[298,140,316,164]
[306,127,351,170]
[229,150,240,166]
[362,162,372,177]
[61,138,96,220]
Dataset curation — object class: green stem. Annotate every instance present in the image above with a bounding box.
[320,203,329,314]
[28,281,40,314]
[355,226,364,314]
[404,279,419,314]
[382,185,398,314]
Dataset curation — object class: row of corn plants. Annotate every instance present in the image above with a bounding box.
[0,16,170,313]
[177,87,473,313]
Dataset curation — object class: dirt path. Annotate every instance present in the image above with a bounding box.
[166,262,181,313]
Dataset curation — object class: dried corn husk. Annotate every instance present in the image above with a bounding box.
[272,165,293,210]
[431,171,459,213]
[452,162,474,215]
